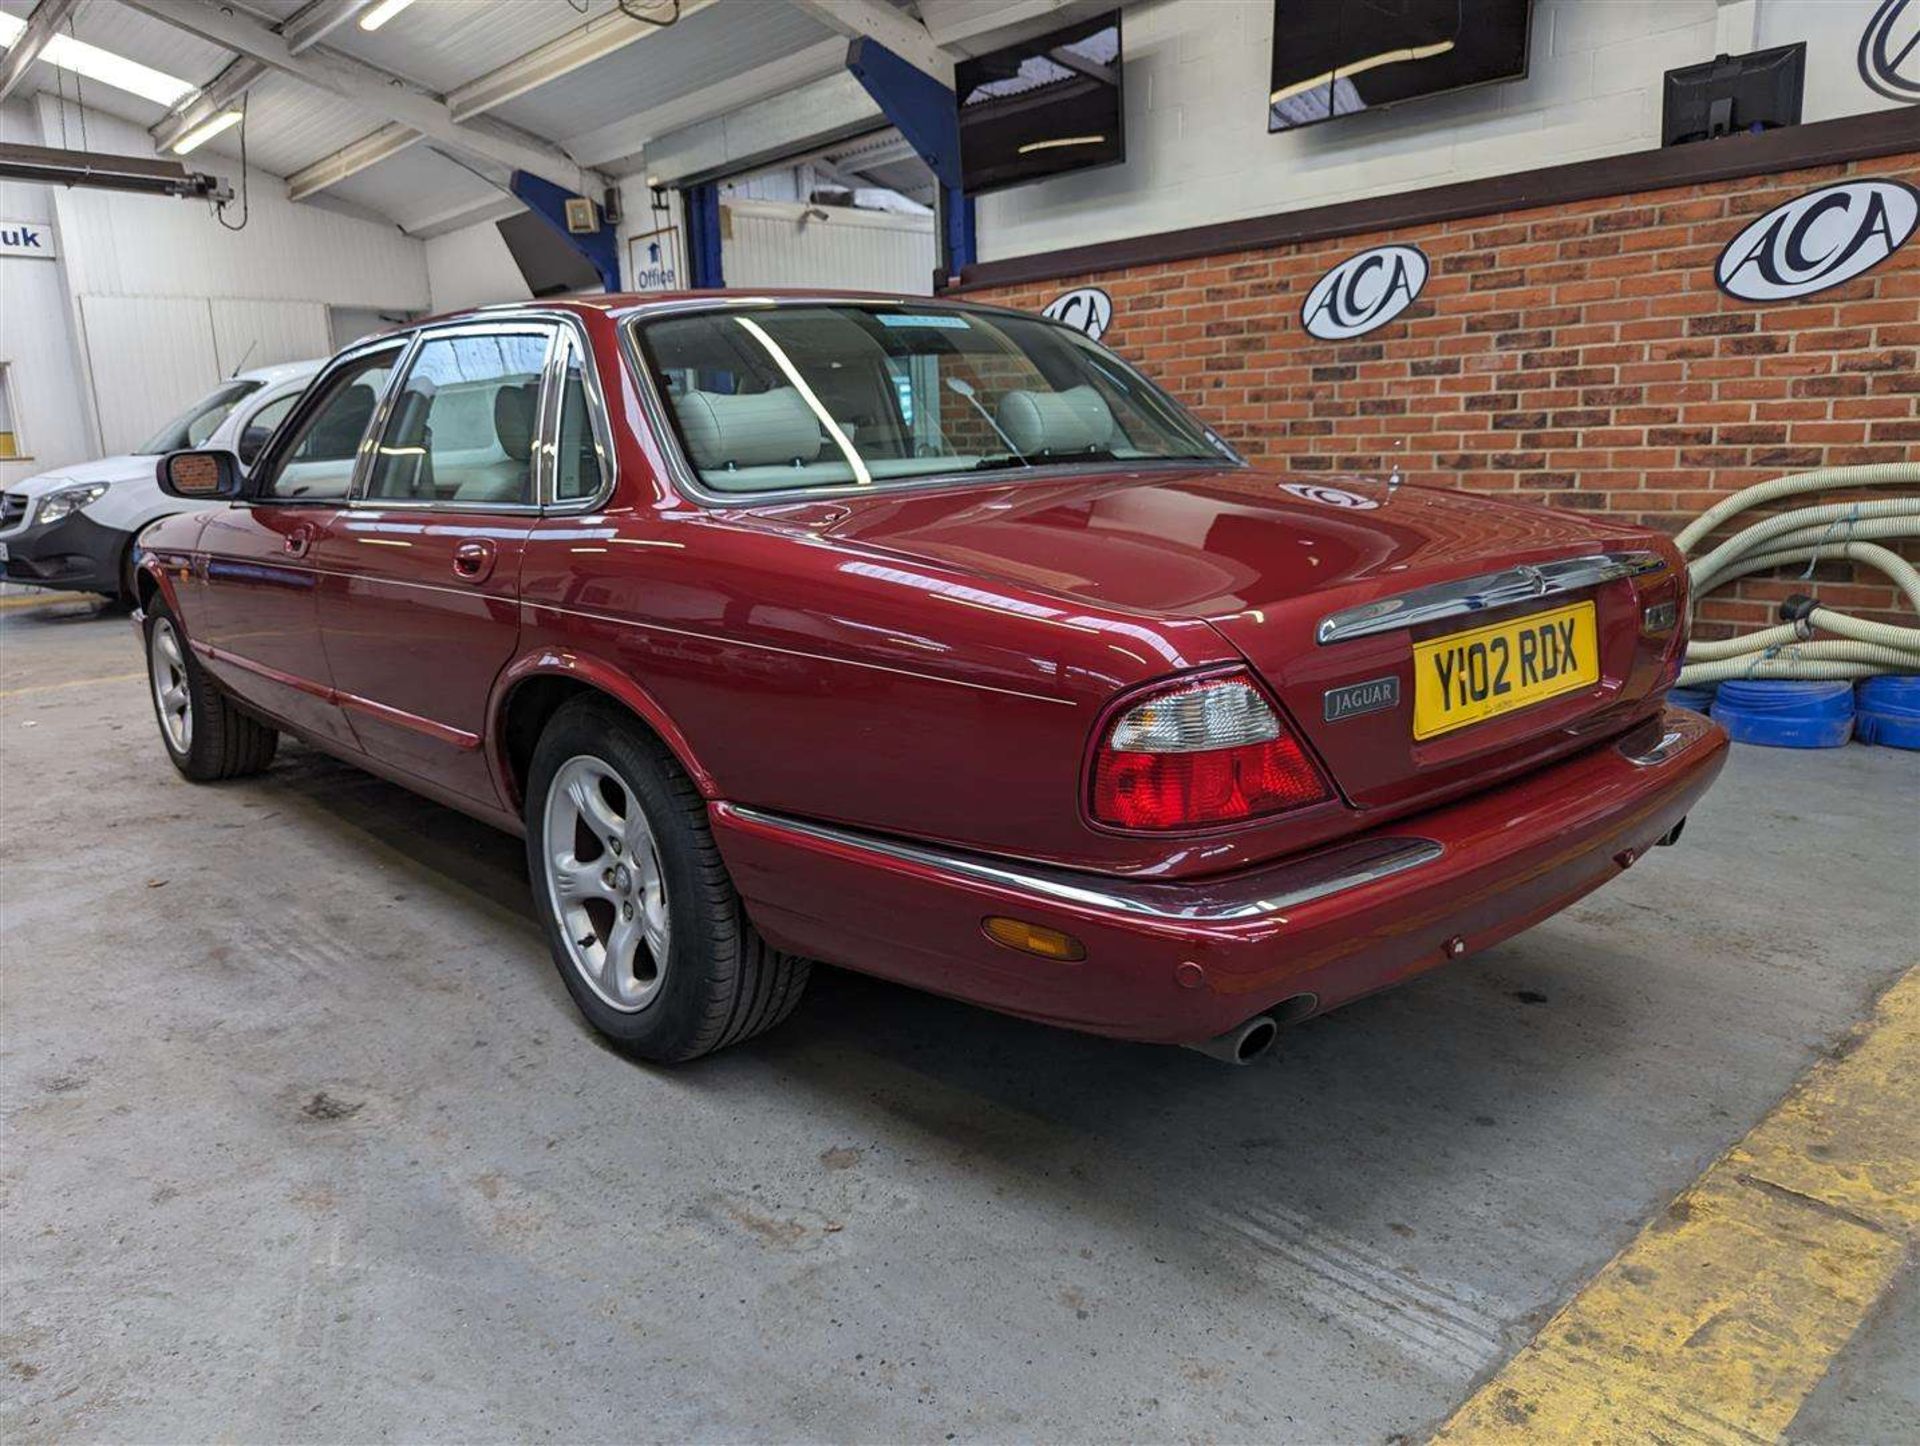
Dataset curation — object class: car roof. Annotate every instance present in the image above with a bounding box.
[234,357,327,386]
[411,289,1004,331]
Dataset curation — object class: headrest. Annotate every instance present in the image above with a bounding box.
[494,382,538,463]
[674,387,822,470]
[996,385,1115,456]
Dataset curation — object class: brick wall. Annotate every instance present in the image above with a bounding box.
[962,153,1920,636]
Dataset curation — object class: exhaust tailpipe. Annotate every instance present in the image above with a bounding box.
[1185,1014,1280,1066]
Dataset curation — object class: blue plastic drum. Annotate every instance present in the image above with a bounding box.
[1668,684,1717,714]
[1855,675,1920,750]
[1710,680,1854,748]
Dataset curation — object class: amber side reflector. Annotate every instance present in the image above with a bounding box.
[982,916,1086,962]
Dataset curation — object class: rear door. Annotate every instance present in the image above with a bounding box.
[190,343,406,746]
[307,322,557,806]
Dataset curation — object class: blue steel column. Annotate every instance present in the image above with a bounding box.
[844,36,975,281]
[683,183,724,289]
[508,170,620,292]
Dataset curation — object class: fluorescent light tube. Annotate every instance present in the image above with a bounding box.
[1270,40,1455,106]
[0,13,198,108]
[170,110,243,155]
[358,0,420,31]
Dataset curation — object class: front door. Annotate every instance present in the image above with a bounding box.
[308,325,555,806]
[191,343,407,745]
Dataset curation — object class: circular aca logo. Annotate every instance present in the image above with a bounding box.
[1300,244,1428,340]
[1041,287,1113,340]
[1859,0,1920,103]
[1715,180,1919,302]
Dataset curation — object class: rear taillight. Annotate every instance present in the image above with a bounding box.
[1090,674,1331,831]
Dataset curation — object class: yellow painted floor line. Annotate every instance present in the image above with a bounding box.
[0,670,144,699]
[0,592,104,611]
[1437,966,1919,1445]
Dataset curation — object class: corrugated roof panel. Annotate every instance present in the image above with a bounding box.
[69,3,237,88]
[197,71,390,179]
[487,2,836,141]
[321,143,508,232]
[318,0,627,96]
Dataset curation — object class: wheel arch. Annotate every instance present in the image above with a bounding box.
[489,650,717,816]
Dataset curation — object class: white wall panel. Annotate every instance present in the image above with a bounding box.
[78,296,222,456]
[977,0,1909,264]
[36,101,429,311]
[722,201,934,296]
[424,221,534,313]
[210,299,332,375]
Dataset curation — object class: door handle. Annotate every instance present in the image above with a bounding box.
[283,524,313,558]
[452,538,497,582]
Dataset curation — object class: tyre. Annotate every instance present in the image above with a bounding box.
[525,697,809,1062]
[145,603,279,781]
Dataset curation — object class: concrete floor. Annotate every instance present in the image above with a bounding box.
[2,596,1915,1444]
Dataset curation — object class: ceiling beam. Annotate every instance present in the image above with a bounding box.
[0,0,81,104]
[563,37,848,172]
[790,0,954,85]
[281,0,378,56]
[444,0,714,123]
[286,121,420,200]
[151,58,269,154]
[119,0,594,195]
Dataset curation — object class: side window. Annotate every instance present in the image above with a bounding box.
[259,348,402,500]
[553,337,606,504]
[363,331,551,507]
[237,392,299,468]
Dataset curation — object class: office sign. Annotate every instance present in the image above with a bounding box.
[1041,287,1113,340]
[1301,244,1427,340]
[0,220,56,259]
[1715,179,1918,301]
[626,225,683,294]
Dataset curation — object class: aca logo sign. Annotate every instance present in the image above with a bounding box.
[1859,0,1920,103]
[1041,287,1113,340]
[1715,180,1918,302]
[1300,244,1428,340]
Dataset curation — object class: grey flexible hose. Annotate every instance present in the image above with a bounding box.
[1676,463,1920,688]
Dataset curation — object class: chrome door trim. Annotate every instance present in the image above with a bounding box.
[1315,551,1668,645]
[726,805,1443,923]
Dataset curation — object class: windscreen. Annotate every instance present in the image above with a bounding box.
[631,304,1223,495]
[136,380,263,455]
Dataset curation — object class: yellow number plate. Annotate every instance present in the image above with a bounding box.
[1412,601,1598,740]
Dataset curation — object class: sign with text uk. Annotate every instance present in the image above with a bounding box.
[1300,244,1428,340]
[1,220,56,260]
[1715,180,1918,302]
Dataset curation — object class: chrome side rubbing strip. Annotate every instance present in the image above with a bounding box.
[1316,551,1668,645]
[726,806,1443,922]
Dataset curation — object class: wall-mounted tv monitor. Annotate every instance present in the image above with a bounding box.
[958,11,1123,195]
[1268,0,1533,133]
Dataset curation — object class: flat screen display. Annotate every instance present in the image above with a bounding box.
[1269,0,1532,132]
[958,11,1123,195]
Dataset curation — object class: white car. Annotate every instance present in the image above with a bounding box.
[0,358,324,601]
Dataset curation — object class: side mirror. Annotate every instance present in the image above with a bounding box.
[157,448,246,501]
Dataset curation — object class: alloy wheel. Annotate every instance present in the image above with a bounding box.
[542,755,671,1011]
[149,619,193,754]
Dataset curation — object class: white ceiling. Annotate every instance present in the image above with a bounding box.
[1,0,1121,239]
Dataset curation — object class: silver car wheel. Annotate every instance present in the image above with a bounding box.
[149,618,193,754]
[543,755,671,1012]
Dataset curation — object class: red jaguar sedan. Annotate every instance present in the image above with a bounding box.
[134,293,1727,1064]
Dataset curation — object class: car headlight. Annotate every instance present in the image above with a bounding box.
[37,483,110,524]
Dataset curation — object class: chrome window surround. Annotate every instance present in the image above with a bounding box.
[613,294,1246,511]
[1316,551,1668,645]
[248,308,618,516]
[728,804,1442,923]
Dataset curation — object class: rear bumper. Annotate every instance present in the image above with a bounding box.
[710,705,1729,1045]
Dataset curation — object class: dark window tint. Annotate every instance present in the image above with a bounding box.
[237,392,299,468]
[260,349,402,500]
[554,340,605,503]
